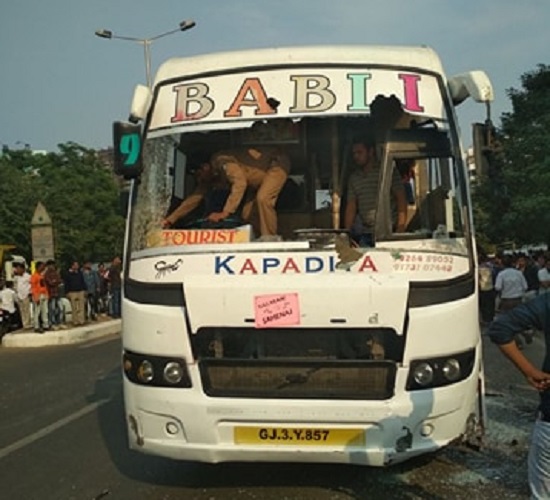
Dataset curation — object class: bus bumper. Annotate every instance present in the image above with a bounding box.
[123,375,479,467]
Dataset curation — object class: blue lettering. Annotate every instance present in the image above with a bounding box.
[305,257,324,273]
[263,257,280,273]
[215,255,235,274]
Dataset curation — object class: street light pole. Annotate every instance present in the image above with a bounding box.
[143,40,152,89]
[95,20,196,89]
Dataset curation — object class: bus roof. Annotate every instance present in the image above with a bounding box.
[154,45,446,85]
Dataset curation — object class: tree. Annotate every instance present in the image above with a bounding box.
[0,143,125,267]
[473,64,550,248]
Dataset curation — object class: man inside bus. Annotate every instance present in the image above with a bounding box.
[207,145,290,238]
[162,155,231,229]
[344,136,407,245]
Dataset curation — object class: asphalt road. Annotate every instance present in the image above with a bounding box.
[0,331,543,500]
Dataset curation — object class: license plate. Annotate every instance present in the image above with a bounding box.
[234,426,364,446]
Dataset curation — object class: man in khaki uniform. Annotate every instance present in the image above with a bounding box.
[162,161,224,228]
[208,147,290,237]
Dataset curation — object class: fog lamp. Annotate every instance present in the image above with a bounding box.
[137,360,154,383]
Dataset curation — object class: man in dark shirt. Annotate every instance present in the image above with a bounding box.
[108,256,122,319]
[487,294,550,498]
[64,261,87,326]
[162,161,229,229]
[44,260,62,328]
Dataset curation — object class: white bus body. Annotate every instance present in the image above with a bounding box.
[118,45,492,466]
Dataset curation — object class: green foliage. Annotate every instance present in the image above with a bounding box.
[0,143,125,268]
[473,64,550,248]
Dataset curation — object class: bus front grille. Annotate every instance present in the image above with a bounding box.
[199,359,396,400]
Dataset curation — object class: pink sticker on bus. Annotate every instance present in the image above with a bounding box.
[254,293,300,329]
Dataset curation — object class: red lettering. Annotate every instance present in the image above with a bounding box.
[281,258,300,273]
[172,231,185,245]
[239,258,258,274]
[357,256,378,272]
[186,231,198,244]
[398,73,424,113]
[164,229,244,246]
[224,78,276,118]
[199,230,213,243]
[217,230,235,243]
[161,231,172,246]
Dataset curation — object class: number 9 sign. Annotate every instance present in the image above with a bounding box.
[113,121,143,178]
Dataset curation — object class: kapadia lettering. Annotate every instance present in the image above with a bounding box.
[214,255,378,274]
[170,72,425,123]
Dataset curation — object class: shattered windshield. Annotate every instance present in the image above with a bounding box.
[129,68,470,260]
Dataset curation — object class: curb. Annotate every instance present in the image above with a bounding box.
[1,319,122,348]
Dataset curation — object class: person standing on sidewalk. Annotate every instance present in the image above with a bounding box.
[519,254,540,302]
[478,253,496,324]
[44,260,62,329]
[538,254,550,296]
[107,256,122,318]
[496,255,528,312]
[30,261,49,333]
[97,263,109,315]
[0,281,17,333]
[487,293,550,499]
[495,255,530,347]
[82,261,100,321]
[13,263,32,330]
[64,261,87,326]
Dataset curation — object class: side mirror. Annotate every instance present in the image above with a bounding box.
[113,121,143,179]
[449,71,494,106]
[472,122,498,178]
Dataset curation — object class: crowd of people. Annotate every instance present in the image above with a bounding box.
[0,256,122,335]
[479,250,550,346]
[482,249,550,499]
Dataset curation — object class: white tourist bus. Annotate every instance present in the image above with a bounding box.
[114,45,494,466]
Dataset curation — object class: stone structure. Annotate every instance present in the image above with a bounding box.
[31,202,55,262]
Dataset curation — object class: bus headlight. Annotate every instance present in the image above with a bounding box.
[137,360,154,383]
[163,362,184,384]
[442,358,461,382]
[412,362,434,387]
[406,349,475,391]
[123,351,192,388]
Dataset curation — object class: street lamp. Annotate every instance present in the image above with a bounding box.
[95,20,196,88]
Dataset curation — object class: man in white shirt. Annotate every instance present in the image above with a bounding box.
[0,281,17,332]
[538,255,550,295]
[13,263,32,329]
[495,255,528,312]
[495,255,529,348]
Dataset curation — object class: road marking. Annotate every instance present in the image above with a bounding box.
[79,334,120,349]
[0,399,109,461]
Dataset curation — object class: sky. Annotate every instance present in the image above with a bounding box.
[1,0,549,152]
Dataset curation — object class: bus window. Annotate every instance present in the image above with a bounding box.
[405,156,462,237]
